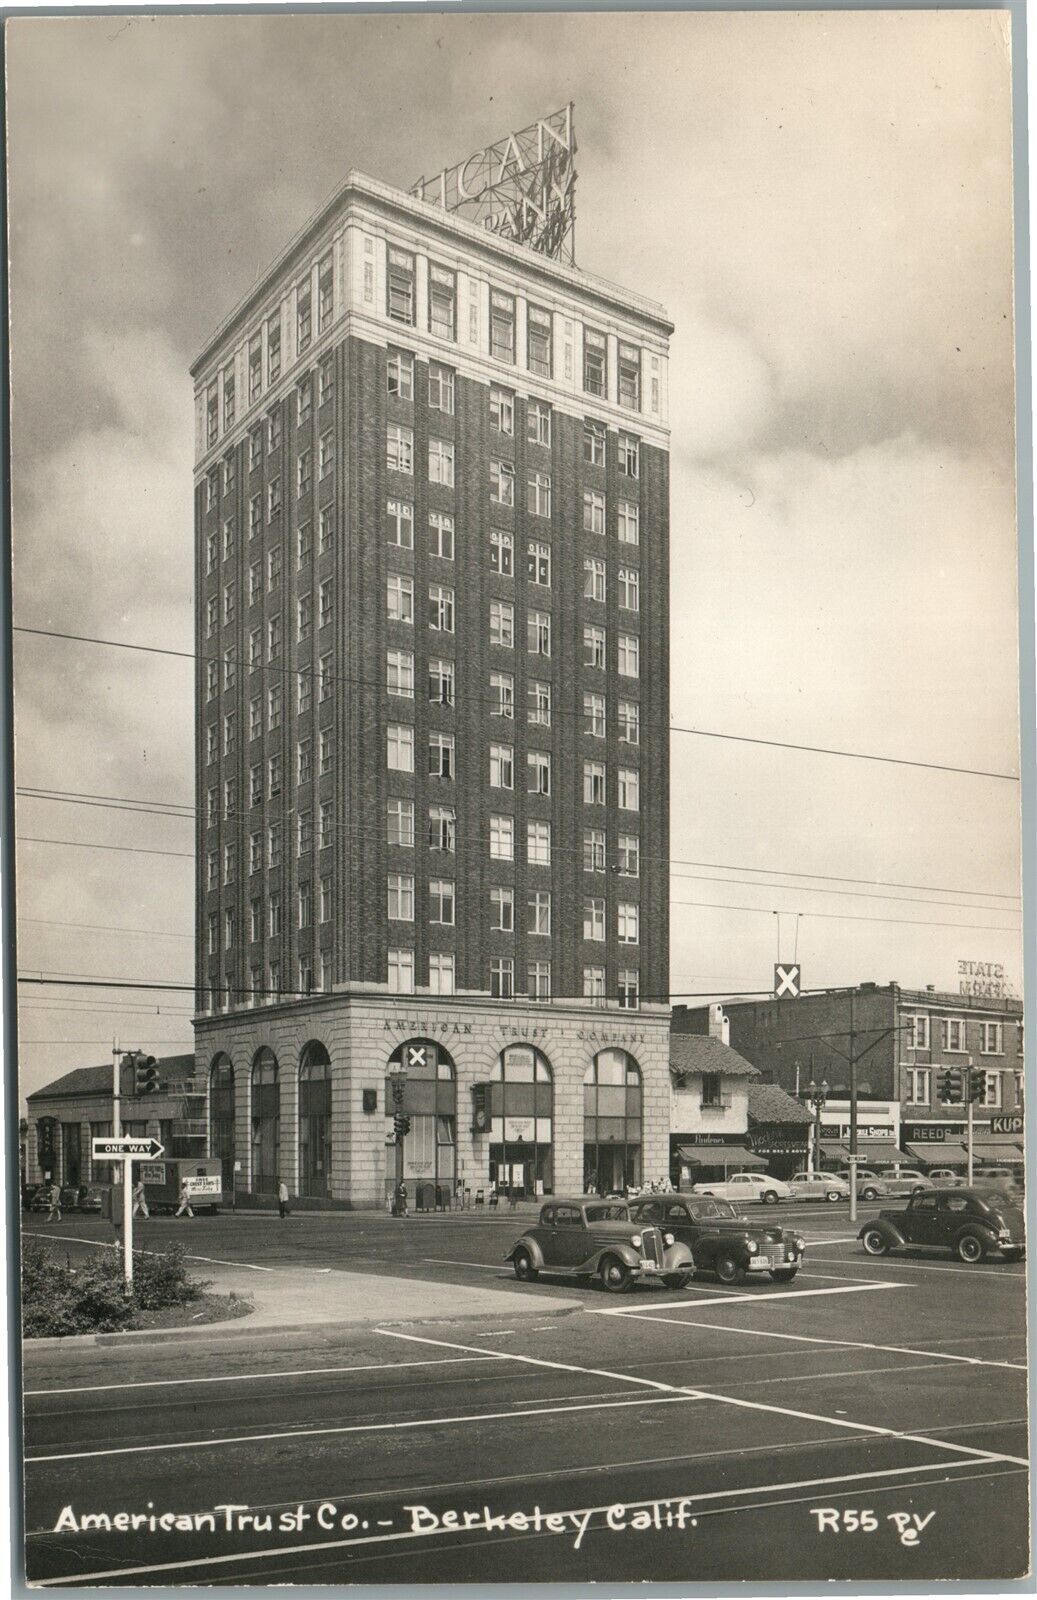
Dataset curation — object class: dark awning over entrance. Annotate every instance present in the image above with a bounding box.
[903,1142,964,1167]
[675,1144,766,1169]
[967,1139,1025,1163]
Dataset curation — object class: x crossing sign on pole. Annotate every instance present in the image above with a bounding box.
[774,963,802,999]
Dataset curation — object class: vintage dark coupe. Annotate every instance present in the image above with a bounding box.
[859,1187,1025,1263]
[505,1197,695,1293]
[631,1194,806,1283]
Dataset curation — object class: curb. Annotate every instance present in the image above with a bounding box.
[24,1299,580,1352]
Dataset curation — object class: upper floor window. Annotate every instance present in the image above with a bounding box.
[618,768,640,811]
[248,337,262,404]
[490,528,513,575]
[387,348,414,400]
[428,362,455,414]
[527,472,551,518]
[388,498,414,549]
[490,600,514,648]
[297,375,312,426]
[584,420,606,467]
[618,434,640,477]
[317,252,333,332]
[980,1022,1004,1055]
[527,304,552,378]
[527,400,551,448]
[429,511,454,561]
[528,609,551,657]
[584,327,607,397]
[429,264,456,340]
[222,368,235,430]
[618,341,641,410]
[429,438,455,488]
[904,1014,930,1050]
[941,1018,966,1052]
[206,383,218,448]
[584,490,605,536]
[490,387,514,435]
[387,247,415,325]
[491,460,514,506]
[267,314,282,383]
[490,290,515,364]
[618,500,640,545]
[429,584,455,633]
[619,567,640,612]
[527,541,551,586]
[296,274,312,353]
[387,424,414,475]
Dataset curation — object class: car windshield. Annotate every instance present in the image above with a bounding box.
[584,1203,630,1223]
[712,1200,740,1218]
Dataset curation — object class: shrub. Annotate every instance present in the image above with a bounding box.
[21,1241,208,1337]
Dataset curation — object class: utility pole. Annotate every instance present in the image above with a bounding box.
[966,1056,975,1186]
[112,1038,133,1287]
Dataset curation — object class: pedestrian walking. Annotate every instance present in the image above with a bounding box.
[132,1178,149,1219]
[175,1179,194,1218]
[45,1180,62,1223]
[277,1178,289,1220]
[393,1180,408,1218]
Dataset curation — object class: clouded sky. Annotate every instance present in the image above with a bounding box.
[8,9,1022,1100]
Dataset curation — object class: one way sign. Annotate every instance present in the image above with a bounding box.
[774,964,802,999]
[91,1136,165,1160]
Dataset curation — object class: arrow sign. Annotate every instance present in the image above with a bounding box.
[774,963,802,999]
[91,1136,165,1160]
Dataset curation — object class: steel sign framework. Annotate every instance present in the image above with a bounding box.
[411,104,577,264]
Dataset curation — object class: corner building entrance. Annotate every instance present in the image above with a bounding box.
[488,1044,553,1196]
[385,1039,457,1206]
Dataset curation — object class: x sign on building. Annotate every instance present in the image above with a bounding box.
[407,1045,427,1070]
[775,964,802,999]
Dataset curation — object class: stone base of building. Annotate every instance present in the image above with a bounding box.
[195,992,671,1210]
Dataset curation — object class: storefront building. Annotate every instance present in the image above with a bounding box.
[668,1032,759,1188]
[24,1056,204,1191]
[195,998,670,1208]
[745,1080,812,1180]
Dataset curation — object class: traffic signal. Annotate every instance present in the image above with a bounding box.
[938,1069,963,1105]
[391,1076,405,1107]
[471,1083,489,1133]
[393,1112,411,1139]
[128,1052,160,1095]
[969,1067,986,1104]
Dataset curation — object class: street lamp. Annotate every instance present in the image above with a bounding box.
[806,1079,829,1175]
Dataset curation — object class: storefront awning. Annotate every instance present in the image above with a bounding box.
[676,1144,766,1169]
[966,1139,1025,1163]
[903,1142,964,1167]
[853,1141,914,1167]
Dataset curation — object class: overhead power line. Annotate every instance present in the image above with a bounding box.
[17,786,1022,902]
[15,623,1019,781]
[18,837,194,861]
[670,896,1019,933]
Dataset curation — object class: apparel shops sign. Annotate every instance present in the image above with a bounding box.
[411,106,577,264]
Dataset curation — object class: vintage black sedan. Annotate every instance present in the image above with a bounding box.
[505,1197,695,1293]
[631,1194,806,1283]
[859,1187,1025,1263]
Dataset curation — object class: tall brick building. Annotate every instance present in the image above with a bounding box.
[191,162,673,1206]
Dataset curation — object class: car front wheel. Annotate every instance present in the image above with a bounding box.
[825,1190,842,1203]
[715,1253,746,1285]
[862,1227,890,1256]
[770,1267,798,1282]
[956,1233,986,1264]
[512,1248,539,1282]
[600,1255,631,1294]
[861,1187,879,1201]
[761,1190,779,1206]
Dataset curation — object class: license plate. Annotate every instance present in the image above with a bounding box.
[748,1259,770,1270]
[641,1262,658,1272]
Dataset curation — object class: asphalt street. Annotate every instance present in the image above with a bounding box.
[21,1205,1029,1585]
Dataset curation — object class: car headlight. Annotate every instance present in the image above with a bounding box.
[747,1240,759,1254]
[663,1232,675,1246]
[631,1233,642,1248]
[795,1237,806,1250]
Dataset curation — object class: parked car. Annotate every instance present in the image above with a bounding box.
[787,1171,851,1203]
[859,1187,1025,1264]
[505,1197,695,1293]
[631,1194,806,1284]
[975,1166,1024,1194]
[837,1167,930,1198]
[75,1184,105,1214]
[28,1184,80,1212]
[927,1168,966,1188]
[689,1171,792,1206]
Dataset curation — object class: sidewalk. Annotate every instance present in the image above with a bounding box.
[24,1260,584,1352]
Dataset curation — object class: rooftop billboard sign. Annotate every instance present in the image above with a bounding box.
[411,104,577,264]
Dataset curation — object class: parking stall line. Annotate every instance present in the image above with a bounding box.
[806,1253,1028,1280]
[25,1354,506,1400]
[598,1308,1029,1372]
[29,1455,1007,1588]
[374,1327,1028,1467]
[591,1281,908,1314]
[26,1392,706,1465]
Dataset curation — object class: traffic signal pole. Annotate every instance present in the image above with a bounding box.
[967,1056,975,1185]
[111,1039,133,1293]
[848,988,858,1225]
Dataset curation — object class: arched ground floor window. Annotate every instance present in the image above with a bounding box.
[299,1040,332,1199]
[385,1039,456,1203]
[488,1044,553,1196]
[251,1047,280,1194]
[583,1049,643,1194]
